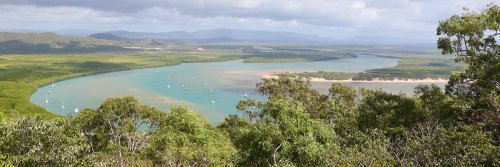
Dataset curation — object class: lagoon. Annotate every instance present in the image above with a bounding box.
[30,55,444,123]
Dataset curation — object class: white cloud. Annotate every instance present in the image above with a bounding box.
[236,0,262,9]
[352,1,366,9]
[0,5,128,23]
[0,0,498,40]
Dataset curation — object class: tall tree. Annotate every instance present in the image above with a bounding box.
[437,4,500,141]
[253,75,331,120]
[357,89,426,135]
[0,117,93,166]
[73,96,163,165]
[235,99,340,166]
[145,106,235,166]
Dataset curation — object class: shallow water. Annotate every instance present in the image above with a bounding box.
[30,55,443,124]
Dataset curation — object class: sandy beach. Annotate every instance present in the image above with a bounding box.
[260,73,449,83]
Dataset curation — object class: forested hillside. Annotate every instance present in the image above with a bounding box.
[0,32,130,54]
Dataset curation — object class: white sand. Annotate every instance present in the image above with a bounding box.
[226,70,448,83]
[260,73,448,83]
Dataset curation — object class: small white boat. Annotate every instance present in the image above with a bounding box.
[45,92,48,104]
[211,100,215,104]
[61,96,65,109]
[52,82,55,87]
[74,108,79,113]
[167,85,171,88]
[184,87,188,91]
[244,93,248,97]
[191,77,195,80]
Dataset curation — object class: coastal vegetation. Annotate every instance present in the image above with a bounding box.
[285,48,462,81]
[355,53,462,80]
[0,39,456,120]
[1,4,499,166]
[282,71,356,80]
[241,46,358,63]
[0,51,246,119]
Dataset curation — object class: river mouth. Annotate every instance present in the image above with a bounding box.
[30,55,442,124]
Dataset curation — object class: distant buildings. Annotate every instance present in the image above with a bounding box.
[123,46,165,51]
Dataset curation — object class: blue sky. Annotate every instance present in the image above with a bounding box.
[0,0,497,41]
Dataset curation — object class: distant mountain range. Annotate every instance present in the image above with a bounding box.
[0,29,435,52]
[89,29,324,42]
[88,29,434,46]
[334,36,434,46]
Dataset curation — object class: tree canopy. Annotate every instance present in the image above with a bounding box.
[1,3,500,167]
[437,3,500,141]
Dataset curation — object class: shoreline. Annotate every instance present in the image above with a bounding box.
[260,74,449,83]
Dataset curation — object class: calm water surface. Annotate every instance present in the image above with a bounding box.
[30,55,444,123]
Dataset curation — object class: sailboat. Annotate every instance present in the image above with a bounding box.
[61,96,65,109]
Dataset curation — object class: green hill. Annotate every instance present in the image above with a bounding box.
[0,32,131,54]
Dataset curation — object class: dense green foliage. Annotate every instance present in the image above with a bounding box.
[0,117,93,166]
[228,76,499,166]
[1,4,499,166]
[145,106,235,166]
[437,3,500,142]
[2,73,499,166]
[1,97,235,166]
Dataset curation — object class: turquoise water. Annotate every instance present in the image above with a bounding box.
[30,55,443,123]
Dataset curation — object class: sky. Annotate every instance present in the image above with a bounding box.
[0,0,497,41]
